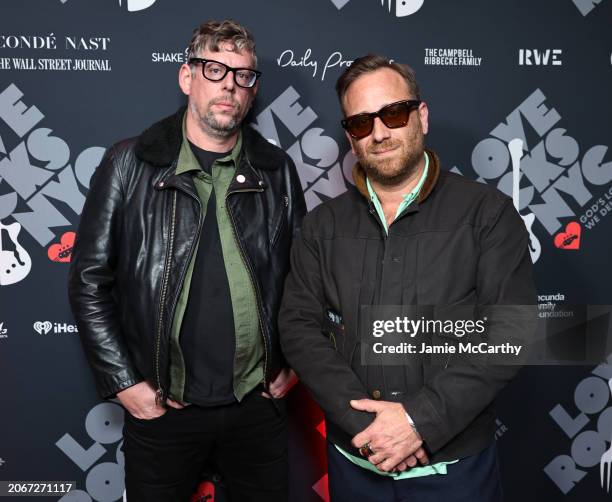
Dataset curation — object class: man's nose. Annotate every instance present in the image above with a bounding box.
[221,70,235,91]
[371,116,391,142]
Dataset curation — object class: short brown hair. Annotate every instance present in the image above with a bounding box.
[186,19,257,67]
[335,54,420,111]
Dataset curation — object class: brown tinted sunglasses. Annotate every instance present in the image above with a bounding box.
[341,99,422,139]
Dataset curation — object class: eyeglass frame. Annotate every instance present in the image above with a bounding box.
[188,57,262,89]
[341,99,422,139]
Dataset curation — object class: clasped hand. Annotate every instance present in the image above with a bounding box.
[351,399,429,473]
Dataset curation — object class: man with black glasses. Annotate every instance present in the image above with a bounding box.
[69,19,305,501]
[280,54,536,501]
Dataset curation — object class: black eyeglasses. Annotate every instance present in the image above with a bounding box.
[188,57,262,88]
[341,99,422,139]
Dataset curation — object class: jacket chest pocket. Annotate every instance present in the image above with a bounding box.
[269,193,289,248]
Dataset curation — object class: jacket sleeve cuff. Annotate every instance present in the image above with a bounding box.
[97,370,144,400]
[337,406,375,439]
[402,390,447,453]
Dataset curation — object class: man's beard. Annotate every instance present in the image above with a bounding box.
[191,96,245,138]
[358,132,425,187]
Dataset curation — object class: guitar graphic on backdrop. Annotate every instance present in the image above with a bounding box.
[0,221,32,286]
[508,138,541,264]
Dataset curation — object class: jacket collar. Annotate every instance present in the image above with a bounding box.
[351,148,441,204]
[135,105,284,171]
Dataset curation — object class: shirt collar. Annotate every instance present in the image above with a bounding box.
[366,151,430,208]
[175,111,242,175]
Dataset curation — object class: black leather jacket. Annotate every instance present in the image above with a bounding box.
[68,107,306,402]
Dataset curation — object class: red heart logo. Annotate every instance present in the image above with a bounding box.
[554,222,581,250]
[47,231,76,262]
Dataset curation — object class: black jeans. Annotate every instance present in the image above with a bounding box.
[122,388,288,502]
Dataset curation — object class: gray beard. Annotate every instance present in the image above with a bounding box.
[191,102,240,138]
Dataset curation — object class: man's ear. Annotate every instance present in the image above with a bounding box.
[344,131,357,155]
[178,64,193,96]
[418,101,429,135]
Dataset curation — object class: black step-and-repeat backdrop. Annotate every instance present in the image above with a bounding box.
[1,1,611,501]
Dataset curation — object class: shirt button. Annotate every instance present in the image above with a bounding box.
[372,389,382,400]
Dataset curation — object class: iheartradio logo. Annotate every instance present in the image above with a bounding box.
[34,321,52,335]
[33,321,78,334]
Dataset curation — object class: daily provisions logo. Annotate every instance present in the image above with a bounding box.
[454,88,612,262]
[0,83,105,283]
[276,48,354,83]
[331,0,425,17]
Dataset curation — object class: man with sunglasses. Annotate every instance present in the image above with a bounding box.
[279,54,535,500]
[69,20,305,501]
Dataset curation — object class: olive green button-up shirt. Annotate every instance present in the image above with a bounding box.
[169,118,263,403]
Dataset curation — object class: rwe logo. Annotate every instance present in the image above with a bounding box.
[519,49,563,66]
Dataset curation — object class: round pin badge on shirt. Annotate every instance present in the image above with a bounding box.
[236,174,246,183]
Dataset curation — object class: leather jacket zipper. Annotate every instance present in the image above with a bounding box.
[154,189,178,405]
